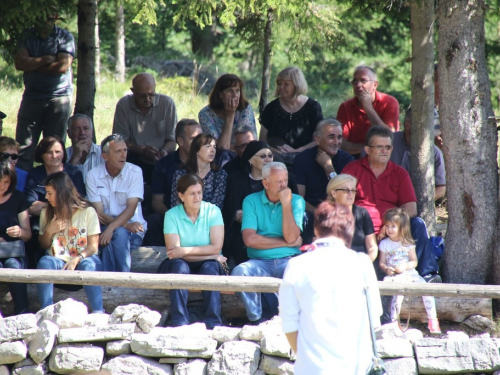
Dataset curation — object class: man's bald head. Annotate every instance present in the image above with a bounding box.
[131,73,156,112]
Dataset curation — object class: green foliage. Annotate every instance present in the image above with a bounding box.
[0,0,74,61]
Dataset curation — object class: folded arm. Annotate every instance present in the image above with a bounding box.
[165,225,224,261]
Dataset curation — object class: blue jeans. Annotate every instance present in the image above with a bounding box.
[158,258,222,329]
[231,257,292,321]
[100,226,143,272]
[0,257,29,314]
[37,255,104,313]
[410,217,439,276]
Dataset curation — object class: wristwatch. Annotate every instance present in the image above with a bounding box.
[328,171,337,180]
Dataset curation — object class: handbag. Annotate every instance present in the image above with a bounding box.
[359,253,387,375]
[0,240,26,258]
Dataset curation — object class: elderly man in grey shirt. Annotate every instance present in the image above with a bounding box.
[112,73,177,183]
[390,106,446,200]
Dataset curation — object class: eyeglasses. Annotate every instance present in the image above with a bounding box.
[335,188,357,194]
[101,133,123,150]
[256,153,273,159]
[136,93,156,99]
[0,153,18,160]
[367,145,392,151]
[234,143,249,150]
[350,79,374,85]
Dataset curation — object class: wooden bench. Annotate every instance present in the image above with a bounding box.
[0,246,494,322]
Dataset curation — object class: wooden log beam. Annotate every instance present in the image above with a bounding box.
[1,268,500,299]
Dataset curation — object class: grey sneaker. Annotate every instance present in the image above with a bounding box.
[423,274,442,283]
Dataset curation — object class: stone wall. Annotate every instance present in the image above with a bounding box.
[0,298,499,375]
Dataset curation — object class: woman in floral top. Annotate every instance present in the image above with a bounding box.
[198,74,257,150]
[37,172,104,313]
[171,134,227,209]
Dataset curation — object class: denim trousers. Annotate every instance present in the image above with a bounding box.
[410,217,439,276]
[231,257,292,321]
[100,226,143,272]
[0,257,29,314]
[16,96,71,170]
[159,258,222,329]
[37,254,104,313]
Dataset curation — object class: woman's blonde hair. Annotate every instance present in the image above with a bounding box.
[326,174,358,202]
[383,208,415,246]
[273,67,308,98]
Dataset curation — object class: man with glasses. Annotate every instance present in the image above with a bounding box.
[66,114,103,182]
[86,134,147,272]
[0,137,27,191]
[112,73,177,183]
[14,13,75,171]
[223,126,256,175]
[343,126,441,282]
[337,65,399,157]
[294,118,353,242]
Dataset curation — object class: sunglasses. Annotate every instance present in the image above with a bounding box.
[0,153,18,160]
[256,153,273,159]
[335,188,357,194]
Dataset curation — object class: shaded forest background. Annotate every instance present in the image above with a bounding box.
[2,0,500,117]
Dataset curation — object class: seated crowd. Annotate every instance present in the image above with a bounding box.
[0,65,444,330]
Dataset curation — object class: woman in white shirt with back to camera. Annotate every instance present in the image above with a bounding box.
[279,201,382,374]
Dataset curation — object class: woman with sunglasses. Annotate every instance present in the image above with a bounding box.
[0,136,27,192]
[222,141,298,268]
[170,134,227,209]
[326,174,378,261]
[0,161,31,315]
[36,172,103,313]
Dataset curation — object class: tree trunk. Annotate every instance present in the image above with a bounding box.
[258,9,274,117]
[115,0,126,84]
[190,21,217,59]
[438,0,497,284]
[95,5,101,89]
[409,0,436,234]
[74,0,97,140]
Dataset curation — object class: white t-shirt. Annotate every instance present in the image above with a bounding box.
[279,237,382,375]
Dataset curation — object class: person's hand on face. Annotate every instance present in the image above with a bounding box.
[278,187,292,205]
[357,90,373,110]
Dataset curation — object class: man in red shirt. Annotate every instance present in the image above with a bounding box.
[338,66,399,157]
[343,126,440,281]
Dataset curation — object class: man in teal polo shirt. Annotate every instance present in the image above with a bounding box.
[231,162,305,324]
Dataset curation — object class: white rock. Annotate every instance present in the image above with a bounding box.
[136,310,161,333]
[36,299,88,329]
[445,331,469,340]
[414,338,500,373]
[102,354,173,375]
[12,358,48,375]
[384,357,418,375]
[0,365,8,375]
[212,326,241,343]
[260,334,292,358]
[106,340,131,356]
[478,332,491,338]
[402,328,424,343]
[463,315,495,332]
[109,304,161,333]
[259,354,294,375]
[48,344,103,374]
[0,341,27,365]
[83,313,111,327]
[28,320,58,364]
[375,322,403,340]
[239,325,265,342]
[58,323,135,343]
[207,341,261,375]
[174,358,207,375]
[131,324,217,358]
[0,314,38,343]
[376,338,414,358]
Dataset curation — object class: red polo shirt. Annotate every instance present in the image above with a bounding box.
[337,91,400,144]
[342,157,416,233]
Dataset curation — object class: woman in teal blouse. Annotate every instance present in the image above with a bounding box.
[157,173,226,329]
